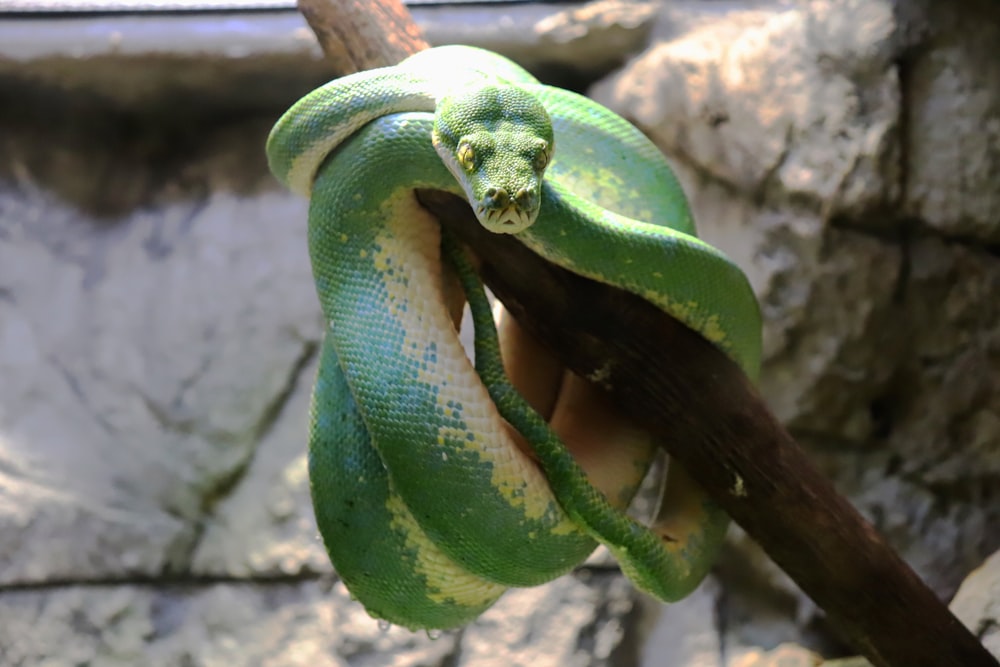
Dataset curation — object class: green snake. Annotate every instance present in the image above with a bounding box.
[267,45,761,631]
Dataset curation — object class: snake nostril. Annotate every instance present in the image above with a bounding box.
[486,188,510,206]
[515,189,534,206]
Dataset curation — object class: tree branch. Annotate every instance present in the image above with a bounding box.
[297,0,427,72]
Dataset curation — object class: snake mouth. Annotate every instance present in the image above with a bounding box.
[476,204,535,234]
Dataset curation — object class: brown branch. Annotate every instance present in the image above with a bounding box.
[297,0,427,73]
[291,2,999,666]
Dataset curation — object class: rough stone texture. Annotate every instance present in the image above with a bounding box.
[731,644,821,667]
[2,0,1000,665]
[0,573,643,667]
[638,578,722,667]
[420,0,660,86]
[0,1,653,111]
[594,0,901,219]
[950,548,1000,660]
[902,1,1000,243]
[0,108,322,585]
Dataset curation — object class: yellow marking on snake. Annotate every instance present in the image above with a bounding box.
[373,212,580,529]
[384,494,505,607]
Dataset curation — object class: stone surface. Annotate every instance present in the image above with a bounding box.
[731,644,821,667]
[189,350,329,579]
[0,111,322,585]
[420,0,660,85]
[950,548,1000,659]
[0,573,642,667]
[640,578,722,667]
[902,0,1000,243]
[591,0,900,220]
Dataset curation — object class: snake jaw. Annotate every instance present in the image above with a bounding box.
[479,203,534,233]
[477,188,538,233]
[441,168,539,234]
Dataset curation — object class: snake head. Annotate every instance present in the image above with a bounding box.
[432,85,554,234]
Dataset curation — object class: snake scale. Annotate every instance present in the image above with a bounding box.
[266,45,761,631]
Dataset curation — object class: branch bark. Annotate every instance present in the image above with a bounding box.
[297,0,427,72]
[290,2,999,666]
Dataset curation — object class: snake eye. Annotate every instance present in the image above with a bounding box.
[533,142,551,171]
[457,142,476,172]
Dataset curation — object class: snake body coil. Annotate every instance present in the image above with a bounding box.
[267,46,761,630]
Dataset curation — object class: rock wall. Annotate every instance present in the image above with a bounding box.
[0,1,997,665]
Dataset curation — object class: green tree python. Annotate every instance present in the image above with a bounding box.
[266,45,761,631]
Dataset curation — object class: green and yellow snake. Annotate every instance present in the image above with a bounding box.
[267,46,761,631]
